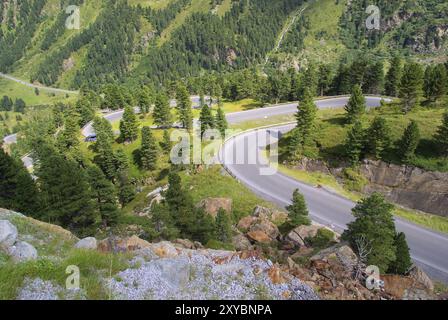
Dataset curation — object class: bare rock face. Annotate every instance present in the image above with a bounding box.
[0,220,18,251]
[360,160,448,216]
[196,198,233,218]
[291,158,332,175]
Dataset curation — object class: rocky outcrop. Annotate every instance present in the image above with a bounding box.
[0,219,37,263]
[237,209,280,244]
[286,223,339,247]
[360,160,448,216]
[0,220,18,250]
[288,244,380,300]
[108,245,319,300]
[288,157,448,217]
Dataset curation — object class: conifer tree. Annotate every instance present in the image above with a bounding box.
[118,172,135,207]
[424,64,447,102]
[345,121,365,165]
[153,93,172,128]
[398,120,420,163]
[342,193,397,273]
[295,88,317,149]
[57,106,81,153]
[215,105,228,138]
[36,145,98,236]
[385,55,402,97]
[388,232,412,275]
[435,112,448,157]
[199,104,215,137]
[138,86,153,115]
[215,208,232,243]
[119,106,138,142]
[0,148,41,216]
[366,117,391,160]
[286,189,311,227]
[399,62,424,113]
[176,84,193,130]
[345,85,366,124]
[87,166,120,227]
[160,129,172,154]
[139,126,158,170]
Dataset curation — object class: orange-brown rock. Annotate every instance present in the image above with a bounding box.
[247,230,271,243]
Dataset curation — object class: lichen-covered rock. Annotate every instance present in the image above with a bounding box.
[0,220,18,251]
[9,241,38,262]
[75,237,97,250]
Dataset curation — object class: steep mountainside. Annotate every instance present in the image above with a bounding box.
[0,0,447,90]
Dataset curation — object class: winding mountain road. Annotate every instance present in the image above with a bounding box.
[4,95,447,283]
[0,72,79,95]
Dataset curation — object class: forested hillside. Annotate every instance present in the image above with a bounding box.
[0,0,447,90]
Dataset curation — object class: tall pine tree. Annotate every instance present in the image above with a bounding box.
[153,93,172,128]
[176,84,193,130]
[342,193,397,273]
[345,121,365,165]
[119,106,138,142]
[0,148,41,216]
[139,126,158,170]
[398,121,420,163]
[385,55,402,97]
[295,88,317,149]
[399,62,424,113]
[345,85,366,124]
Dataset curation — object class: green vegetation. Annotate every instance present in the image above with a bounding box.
[343,193,412,275]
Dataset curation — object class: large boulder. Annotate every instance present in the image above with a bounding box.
[0,220,18,251]
[252,206,272,219]
[196,198,233,218]
[9,241,38,262]
[232,233,253,251]
[75,237,97,250]
[287,223,338,247]
[247,231,272,243]
[237,216,257,231]
[150,241,179,258]
[409,266,434,292]
[310,244,358,271]
[286,225,321,246]
[249,218,279,240]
